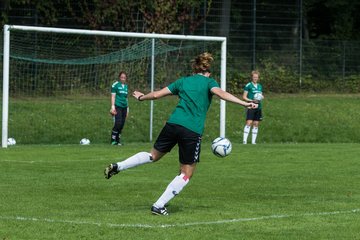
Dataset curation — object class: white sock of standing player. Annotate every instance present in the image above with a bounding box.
[153,173,190,209]
[243,125,251,144]
[251,127,258,144]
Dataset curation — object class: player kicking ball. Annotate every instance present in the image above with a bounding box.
[104,52,257,215]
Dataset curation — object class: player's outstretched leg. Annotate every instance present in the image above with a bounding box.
[104,152,153,179]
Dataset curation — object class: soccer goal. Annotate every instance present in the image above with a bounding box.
[1,25,227,148]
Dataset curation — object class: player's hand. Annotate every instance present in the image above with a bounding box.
[133,91,144,101]
[248,102,258,109]
[110,106,117,115]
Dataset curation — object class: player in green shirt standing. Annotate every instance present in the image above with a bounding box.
[104,52,258,215]
[242,70,264,144]
[110,71,129,145]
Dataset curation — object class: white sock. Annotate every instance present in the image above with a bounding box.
[153,173,190,208]
[117,152,153,171]
[252,127,258,144]
[243,125,251,144]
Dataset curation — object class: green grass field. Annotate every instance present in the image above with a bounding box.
[1,143,359,239]
[3,93,360,144]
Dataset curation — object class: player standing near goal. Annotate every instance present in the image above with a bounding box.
[104,52,257,215]
[242,70,264,144]
[110,71,129,145]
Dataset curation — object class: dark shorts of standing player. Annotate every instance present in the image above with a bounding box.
[246,108,263,121]
[154,123,202,164]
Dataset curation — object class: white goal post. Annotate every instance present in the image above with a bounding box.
[2,24,227,148]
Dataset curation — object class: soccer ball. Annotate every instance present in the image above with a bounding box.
[80,138,90,145]
[211,137,232,157]
[7,137,16,146]
[253,93,264,101]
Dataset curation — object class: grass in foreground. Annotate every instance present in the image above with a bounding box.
[0,143,359,239]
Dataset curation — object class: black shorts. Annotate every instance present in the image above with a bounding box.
[154,123,202,164]
[246,108,263,121]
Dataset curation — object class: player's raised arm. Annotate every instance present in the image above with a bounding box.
[133,87,172,101]
[211,87,258,109]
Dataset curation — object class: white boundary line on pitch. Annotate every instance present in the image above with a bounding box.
[0,208,359,228]
[0,159,36,164]
[0,157,111,164]
[0,155,126,163]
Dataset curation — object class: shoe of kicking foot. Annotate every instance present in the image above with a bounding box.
[104,163,119,179]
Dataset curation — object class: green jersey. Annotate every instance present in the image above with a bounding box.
[111,81,128,108]
[167,74,219,135]
[244,82,263,109]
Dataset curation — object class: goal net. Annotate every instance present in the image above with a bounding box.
[1,25,227,147]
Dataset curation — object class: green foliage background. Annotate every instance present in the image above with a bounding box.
[2,1,360,94]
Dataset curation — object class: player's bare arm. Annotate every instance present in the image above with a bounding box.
[133,87,172,101]
[211,87,258,109]
[110,93,117,115]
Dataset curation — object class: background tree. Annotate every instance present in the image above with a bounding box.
[1,0,211,34]
[139,0,208,34]
[304,0,360,40]
[2,0,360,40]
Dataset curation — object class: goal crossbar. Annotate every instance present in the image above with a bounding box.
[2,24,227,147]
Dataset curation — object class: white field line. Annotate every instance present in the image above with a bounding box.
[0,208,359,229]
[0,160,35,164]
[0,158,113,163]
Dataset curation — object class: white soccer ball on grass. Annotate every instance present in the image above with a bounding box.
[211,137,232,157]
[7,137,16,146]
[80,138,90,145]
